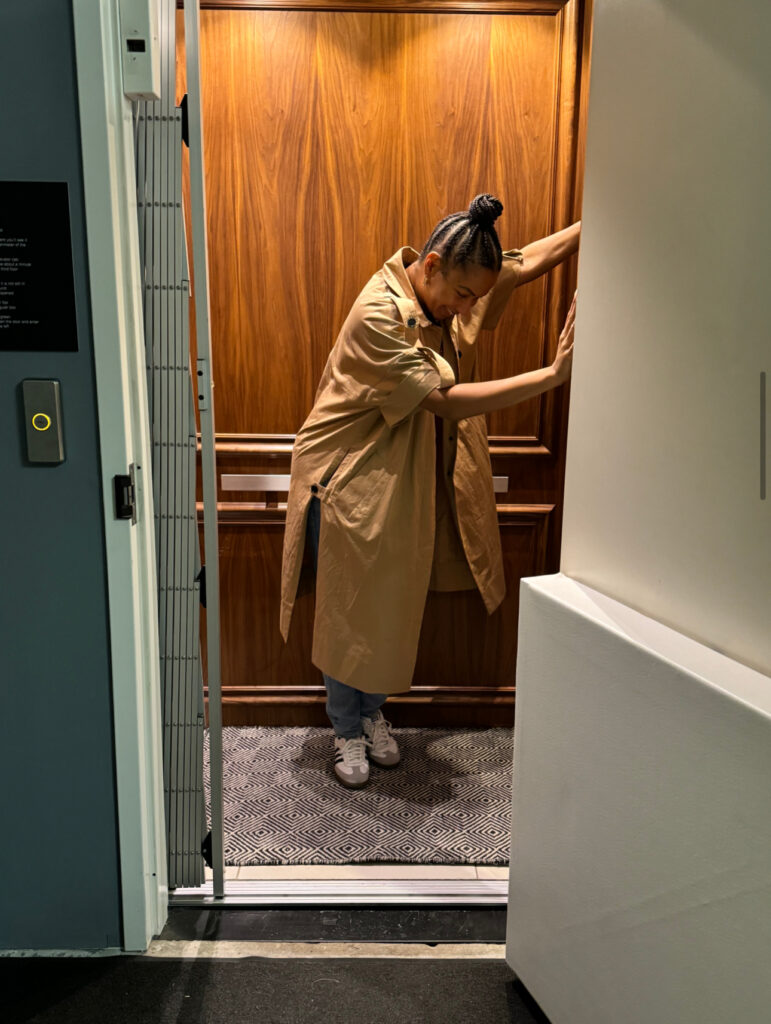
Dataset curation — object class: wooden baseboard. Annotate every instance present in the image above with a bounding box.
[207,686,516,727]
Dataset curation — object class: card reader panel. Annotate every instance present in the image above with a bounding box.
[22,379,65,464]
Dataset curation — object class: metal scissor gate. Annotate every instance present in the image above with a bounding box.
[132,0,206,891]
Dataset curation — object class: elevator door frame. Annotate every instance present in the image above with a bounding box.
[71,0,593,945]
[72,0,169,951]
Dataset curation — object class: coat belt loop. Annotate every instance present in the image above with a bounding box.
[311,481,329,503]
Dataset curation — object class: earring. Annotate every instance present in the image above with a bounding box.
[424,276,430,286]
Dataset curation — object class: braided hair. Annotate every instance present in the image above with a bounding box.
[419,193,504,272]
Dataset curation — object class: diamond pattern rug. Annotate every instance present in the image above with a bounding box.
[204,726,513,865]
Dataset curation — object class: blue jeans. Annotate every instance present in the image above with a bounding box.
[307,493,387,739]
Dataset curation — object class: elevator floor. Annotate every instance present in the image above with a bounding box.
[4,954,551,1024]
[204,727,513,866]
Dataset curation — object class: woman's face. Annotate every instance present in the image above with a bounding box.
[422,254,499,322]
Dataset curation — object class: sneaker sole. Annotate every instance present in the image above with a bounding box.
[334,770,370,789]
[368,756,400,768]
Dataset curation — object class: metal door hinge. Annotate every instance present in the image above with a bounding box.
[114,464,138,523]
[196,358,212,411]
[180,93,189,148]
[195,565,207,608]
[201,830,213,868]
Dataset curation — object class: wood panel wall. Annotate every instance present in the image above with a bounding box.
[178,0,591,726]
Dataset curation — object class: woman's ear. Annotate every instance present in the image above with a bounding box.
[424,251,442,283]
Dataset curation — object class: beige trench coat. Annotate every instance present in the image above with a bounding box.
[280,246,524,694]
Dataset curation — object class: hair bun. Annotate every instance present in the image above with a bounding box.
[468,193,503,229]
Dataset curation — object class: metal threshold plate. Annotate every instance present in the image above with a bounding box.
[170,879,508,906]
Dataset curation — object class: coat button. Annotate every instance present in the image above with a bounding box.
[310,484,318,494]
[407,316,417,328]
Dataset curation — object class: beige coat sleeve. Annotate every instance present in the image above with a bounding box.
[479,248,525,330]
[340,302,456,428]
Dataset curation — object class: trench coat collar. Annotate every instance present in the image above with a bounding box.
[382,247,435,331]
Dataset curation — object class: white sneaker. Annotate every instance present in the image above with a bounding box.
[333,736,370,788]
[362,711,401,767]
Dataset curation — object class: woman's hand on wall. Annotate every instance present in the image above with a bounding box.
[421,292,577,420]
[551,291,576,385]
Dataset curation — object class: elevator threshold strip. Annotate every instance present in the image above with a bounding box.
[145,940,507,959]
[169,878,508,906]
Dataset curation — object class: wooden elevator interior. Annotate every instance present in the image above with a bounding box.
[176,0,591,727]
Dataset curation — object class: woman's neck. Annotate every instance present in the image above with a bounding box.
[406,259,439,325]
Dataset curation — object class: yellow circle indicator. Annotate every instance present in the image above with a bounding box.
[32,413,52,432]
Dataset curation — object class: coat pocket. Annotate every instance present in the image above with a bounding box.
[320,448,353,488]
[326,442,394,528]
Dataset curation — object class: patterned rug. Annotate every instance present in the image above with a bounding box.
[204,727,513,865]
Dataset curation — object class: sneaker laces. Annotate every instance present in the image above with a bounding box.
[340,736,368,766]
[366,715,393,748]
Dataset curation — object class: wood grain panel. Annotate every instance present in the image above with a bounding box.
[199,520,315,688]
[413,508,551,685]
[200,506,550,721]
[207,11,319,432]
[309,14,407,356]
[182,9,566,439]
[216,685,516,727]
[196,435,562,507]
[193,2,567,13]
[179,3,592,726]
[480,12,560,439]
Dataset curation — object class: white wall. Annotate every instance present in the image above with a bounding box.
[507,576,771,1024]
[561,0,771,676]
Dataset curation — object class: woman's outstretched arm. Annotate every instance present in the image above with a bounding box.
[516,222,581,286]
[421,294,576,421]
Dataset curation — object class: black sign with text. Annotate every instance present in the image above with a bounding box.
[0,181,79,352]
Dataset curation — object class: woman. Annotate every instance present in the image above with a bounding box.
[281,195,578,788]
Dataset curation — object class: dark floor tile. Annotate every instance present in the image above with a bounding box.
[2,957,552,1024]
[161,905,507,943]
